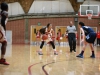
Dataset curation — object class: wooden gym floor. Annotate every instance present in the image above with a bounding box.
[0,44,100,75]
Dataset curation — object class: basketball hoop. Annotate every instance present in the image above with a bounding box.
[87,14,92,20]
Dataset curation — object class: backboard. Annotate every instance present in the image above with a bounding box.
[79,5,99,18]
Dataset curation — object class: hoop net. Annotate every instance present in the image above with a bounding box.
[87,14,92,20]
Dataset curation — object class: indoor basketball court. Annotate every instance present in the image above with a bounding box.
[0,0,100,75]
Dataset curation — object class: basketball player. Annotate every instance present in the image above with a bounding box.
[76,22,96,58]
[38,23,58,55]
[0,2,9,65]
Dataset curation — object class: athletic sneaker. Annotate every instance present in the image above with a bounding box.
[38,51,43,55]
[0,58,9,65]
[76,54,83,58]
[54,51,58,55]
[90,55,95,58]
[73,50,76,53]
[70,51,72,53]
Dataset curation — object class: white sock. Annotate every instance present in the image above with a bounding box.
[54,49,56,52]
[40,49,42,51]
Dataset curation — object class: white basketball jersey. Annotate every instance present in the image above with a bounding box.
[41,28,53,42]
[0,24,7,42]
[0,11,8,42]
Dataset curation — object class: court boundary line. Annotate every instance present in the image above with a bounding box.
[28,62,41,75]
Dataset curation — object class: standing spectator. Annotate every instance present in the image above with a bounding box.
[67,21,76,52]
[56,29,61,46]
[97,30,100,46]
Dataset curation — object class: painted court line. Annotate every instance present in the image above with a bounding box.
[42,62,54,75]
[28,62,41,75]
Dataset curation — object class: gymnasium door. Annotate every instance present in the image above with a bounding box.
[30,25,45,44]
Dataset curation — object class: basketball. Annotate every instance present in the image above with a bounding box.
[42,34,48,40]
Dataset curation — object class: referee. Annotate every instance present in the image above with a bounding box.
[67,21,76,52]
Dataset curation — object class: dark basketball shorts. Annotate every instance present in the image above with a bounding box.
[85,32,96,43]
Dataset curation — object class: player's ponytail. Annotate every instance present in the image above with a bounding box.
[79,22,85,26]
[47,23,51,28]
[39,27,46,34]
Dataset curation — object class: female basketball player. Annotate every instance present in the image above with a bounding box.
[38,23,58,55]
[76,22,96,58]
[0,2,9,65]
